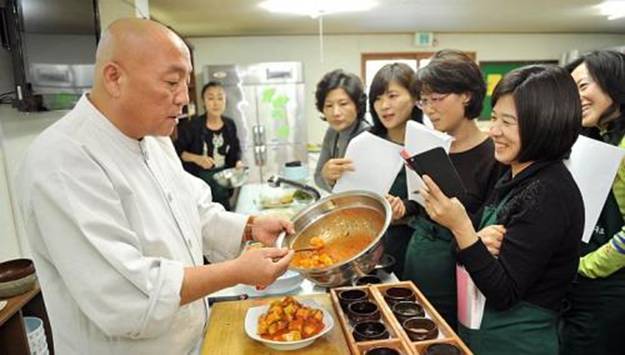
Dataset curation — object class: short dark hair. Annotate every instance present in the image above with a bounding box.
[492,65,581,163]
[413,49,486,119]
[565,50,625,122]
[201,81,224,99]
[369,63,423,136]
[315,69,366,122]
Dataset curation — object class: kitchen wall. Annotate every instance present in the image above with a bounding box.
[97,0,142,31]
[0,124,19,261]
[0,0,144,262]
[0,45,18,261]
[189,32,625,145]
[0,107,63,260]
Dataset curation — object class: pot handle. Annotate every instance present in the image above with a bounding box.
[275,230,288,248]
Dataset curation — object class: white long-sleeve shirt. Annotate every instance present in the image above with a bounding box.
[16,95,247,354]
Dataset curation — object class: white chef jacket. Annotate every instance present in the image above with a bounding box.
[16,94,248,355]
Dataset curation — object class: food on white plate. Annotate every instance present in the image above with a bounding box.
[257,296,324,341]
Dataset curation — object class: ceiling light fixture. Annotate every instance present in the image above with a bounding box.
[259,0,377,18]
[597,1,625,20]
[259,0,377,63]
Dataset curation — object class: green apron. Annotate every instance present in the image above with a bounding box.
[383,168,413,277]
[559,192,625,355]
[459,195,559,355]
[198,167,232,210]
[403,216,457,329]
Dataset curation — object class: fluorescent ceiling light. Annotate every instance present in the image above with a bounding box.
[259,0,377,17]
[597,1,625,20]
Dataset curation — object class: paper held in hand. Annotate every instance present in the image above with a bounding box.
[332,131,403,196]
[457,265,486,330]
[565,135,625,243]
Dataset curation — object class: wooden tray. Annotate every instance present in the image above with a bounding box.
[330,281,473,355]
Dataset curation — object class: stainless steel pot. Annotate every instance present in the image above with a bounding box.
[276,190,392,287]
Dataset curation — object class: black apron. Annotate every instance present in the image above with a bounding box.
[559,192,625,355]
[198,166,232,211]
[383,168,413,277]
[459,194,559,355]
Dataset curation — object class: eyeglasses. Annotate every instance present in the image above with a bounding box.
[416,93,450,109]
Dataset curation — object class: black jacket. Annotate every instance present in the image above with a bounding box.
[458,160,584,311]
[174,115,242,177]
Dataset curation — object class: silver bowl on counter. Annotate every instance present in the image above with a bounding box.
[276,190,392,287]
[213,167,249,188]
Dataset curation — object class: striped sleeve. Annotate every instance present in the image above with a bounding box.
[579,227,625,278]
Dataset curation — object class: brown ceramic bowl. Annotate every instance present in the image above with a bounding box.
[338,289,369,311]
[353,275,382,286]
[347,300,381,323]
[425,343,462,355]
[402,317,438,341]
[352,321,389,341]
[364,346,403,355]
[0,259,37,298]
[391,301,425,324]
[383,287,416,306]
[0,259,35,282]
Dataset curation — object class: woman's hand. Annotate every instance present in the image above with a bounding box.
[251,215,295,247]
[420,175,468,230]
[477,225,506,256]
[420,175,477,249]
[386,195,406,221]
[181,151,214,169]
[235,160,245,169]
[321,158,354,185]
[194,155,215,169]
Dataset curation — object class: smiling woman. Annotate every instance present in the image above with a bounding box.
[419,65,584,355]
[561,50,625,355]
[367,62,422,276]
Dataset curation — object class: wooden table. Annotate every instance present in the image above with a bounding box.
[201,293,350,355]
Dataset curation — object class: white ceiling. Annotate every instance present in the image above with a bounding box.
[148,0,625,37]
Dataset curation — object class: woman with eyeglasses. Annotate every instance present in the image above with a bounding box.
[313,69,370,192]
[402,49,503,329]
[419,65,584,355]
[560,50,625,355]
[368,63,423,276]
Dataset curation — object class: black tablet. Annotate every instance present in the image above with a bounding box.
[404,147,466,198]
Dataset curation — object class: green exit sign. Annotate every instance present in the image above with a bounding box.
[414,32,434,47]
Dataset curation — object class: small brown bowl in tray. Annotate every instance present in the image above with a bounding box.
[330,281,473,354]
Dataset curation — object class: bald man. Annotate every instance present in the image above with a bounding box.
[16,18,294,355]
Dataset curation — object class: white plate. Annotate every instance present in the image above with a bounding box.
[244,299,334,351]
[241,270,303,296]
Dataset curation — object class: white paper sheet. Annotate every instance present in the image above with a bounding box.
[565,135,625,243]
[404,121,455,206]
[332,131,404,196]
[457,265,486,330]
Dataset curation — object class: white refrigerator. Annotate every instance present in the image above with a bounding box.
[203,62,308,184]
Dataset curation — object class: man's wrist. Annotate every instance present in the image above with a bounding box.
[244,216,256,242]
